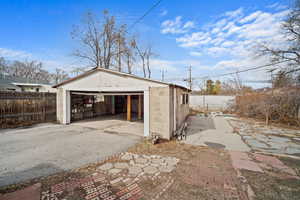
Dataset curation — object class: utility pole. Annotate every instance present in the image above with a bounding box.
[161,68,166,81]
[188,65,192,90]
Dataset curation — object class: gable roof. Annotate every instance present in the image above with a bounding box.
[53,67,190,91]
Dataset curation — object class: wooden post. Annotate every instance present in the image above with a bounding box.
[127,95,131,121]
[138,95,142,120]
[111,96,115,114]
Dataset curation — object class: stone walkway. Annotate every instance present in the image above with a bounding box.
[229,118,300,156]
[38,152,179,200]
[97,152,179,178]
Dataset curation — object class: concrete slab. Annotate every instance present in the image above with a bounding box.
[73,116,144,137]
[229,151,263,172]
[104,122,144,137]
[0,123,141,187]
[253,153,297,176]
[229,118,300,156]
[184,116,250,152]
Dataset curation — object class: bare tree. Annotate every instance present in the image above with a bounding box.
[145,46,155,79]
[115,25,127,72]
[0,57,7,74]
[135,45,156,78]
[124,38,136,74]
[136,46,147,78]
[71,67,87,76]
[71,11,118,69]
[6,60,52,83]
[261,0,300,68]
[52,68,69,84]
[0,57,72,84]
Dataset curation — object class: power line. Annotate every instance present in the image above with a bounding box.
[193,60,289,80]
[123,0,163,73]
[165,60,290,81]
[285,67,300,74]
[128,0,163,31]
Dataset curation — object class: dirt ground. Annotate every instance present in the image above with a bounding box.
[0,140,249,200]
[1,116,300,200]
[128,141,249,200]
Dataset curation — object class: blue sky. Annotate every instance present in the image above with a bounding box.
[0,0,291,88]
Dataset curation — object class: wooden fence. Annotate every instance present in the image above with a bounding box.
[0,91,56,129]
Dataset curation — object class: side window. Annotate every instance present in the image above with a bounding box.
[185,94,189,104]
[181,94,189,104]
[182,94,185,104]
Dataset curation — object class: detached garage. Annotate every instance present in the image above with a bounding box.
[53,67,190,139]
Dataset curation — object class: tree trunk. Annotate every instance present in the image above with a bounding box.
[142,58,146,78]
[146,55,151,78]
[265,110,269,126]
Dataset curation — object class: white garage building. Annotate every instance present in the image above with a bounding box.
[53,67,190,140]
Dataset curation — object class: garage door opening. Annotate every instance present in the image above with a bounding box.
[70,91,144,136]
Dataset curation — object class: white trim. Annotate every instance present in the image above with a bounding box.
[173,87,177,132]
[143,89,150,137]
[64,87,151,92]
[71,92,143,96]
[62,90,71,124]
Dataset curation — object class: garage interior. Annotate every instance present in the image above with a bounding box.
[70,91,144,136]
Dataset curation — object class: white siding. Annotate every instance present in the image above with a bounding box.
[61,70,167,91]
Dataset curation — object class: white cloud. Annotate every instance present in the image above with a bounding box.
[160,5,290,84]
[0,48,32,59]
[161,16,195,34]
[239,11,263,24]
[189,51,202,57]
[267,3,287,10]
[160,9,168,16]
[221,41,235,47]
[0,47,76,73]
[207,47,229,55]
[225,7,244,18]
[175,7,289,60]
[183,21,195,29]
[176,32,211,47]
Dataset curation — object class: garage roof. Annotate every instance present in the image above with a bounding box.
[53,67,190,91]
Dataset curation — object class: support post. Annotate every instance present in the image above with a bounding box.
[138,95,142,120]
[62,90,71,124]
[173,87,176,132]
[144,90,150,137]
[127,95,131,121]
[111,96,115,114]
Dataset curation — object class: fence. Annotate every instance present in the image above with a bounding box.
[190,95,235,111]
[0,91,56,129]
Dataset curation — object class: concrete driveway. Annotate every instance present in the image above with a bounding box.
[184,115,250,152]
[0,122,141,187]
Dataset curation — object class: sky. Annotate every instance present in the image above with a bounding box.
[0,0,292,88]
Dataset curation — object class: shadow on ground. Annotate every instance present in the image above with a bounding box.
[186,116,215,136]
[0,163,63,188]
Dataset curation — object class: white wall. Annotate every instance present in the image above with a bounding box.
[190,95,235,110]
[61,70,167,91]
